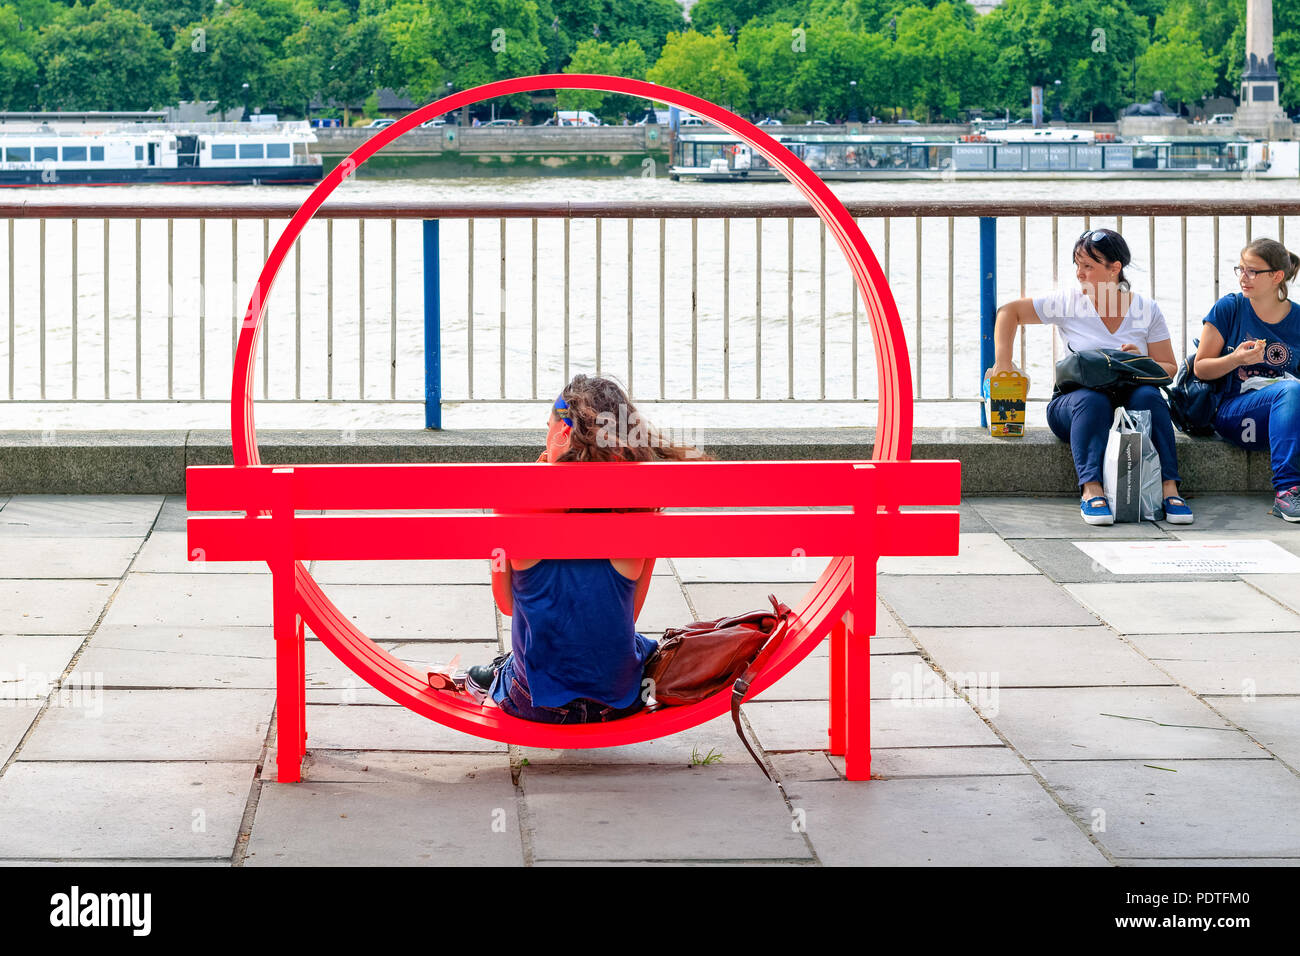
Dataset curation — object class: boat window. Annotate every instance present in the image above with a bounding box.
[1104,146,1134,170]
[1075,145,1103,170]
[266,142,290,159]
[6,147,30,161]
[239,143,264,159]
[62,146,87,161]
[135,145,143,161]
[34,146,57,162]
[90,146,103,161]
[211,144,236,160]
[994,145,1023,170]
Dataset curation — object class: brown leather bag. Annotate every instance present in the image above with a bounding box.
[642,594,793,777]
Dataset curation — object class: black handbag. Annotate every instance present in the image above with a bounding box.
[1165,344,1224,437]
[1054,347,1172,399]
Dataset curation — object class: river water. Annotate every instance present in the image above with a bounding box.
[3,173,1298,432]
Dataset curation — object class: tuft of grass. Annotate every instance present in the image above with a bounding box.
[690,745,724,766]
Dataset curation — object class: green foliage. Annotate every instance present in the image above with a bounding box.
[690,745,723,765]
[559,37,648,116]
[1137,21,1216,109]
[645,27,750,112]
[0,5,39,109]
[894,2,991,120]
[38,0,177,109]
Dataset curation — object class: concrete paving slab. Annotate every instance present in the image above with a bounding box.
[311,558,489,585]
[0,858,229,866]
[1036,758,1300,858]
[1066,581,1300,634]
[968,496,1168,539]
[672,557,820,583]
[135,531,268,574]
[754,654,941,702]
[1209,696,1300,770]
[768,752,840,782]
[0,495,163,537]
[1156,494,1289,533]
[516,714,744,767]
[300,702,507,753]
[523,764,812,862]
[904,502,994,534]
[993,687,1261,760]
[304,639,498,694]
[1127,633,1300,695]
[685,583,904,637]
[880,575,1099,628]
[153,495,237,533]
[0,579,115,633]
[0,706,37,764]
[312,583,495,641]
[631,576,694,633]
[879,534,1039,576]
[0,537,141,579]
[0,635,85,697]
[0,761,253,859]
[1241,574,1300,615]
[19,689,273,761]
[745,699,1000,752]
[785,775,1108,866]
[296,749,512,783]
[910,626,1173,688]
[98,572,271,630]
[74,626,274,689]
[845,746,1030,778]
[1006,537,1238,583]
[1117,857,1300,866]
[245,755,522,866]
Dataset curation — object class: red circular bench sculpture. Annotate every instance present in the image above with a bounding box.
[186,75,961,783]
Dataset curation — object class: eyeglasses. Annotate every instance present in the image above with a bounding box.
[552,395,573,427]
[1234,265,1281,280]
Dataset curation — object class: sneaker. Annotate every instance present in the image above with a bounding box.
[1162,496,1194,525]
[1081,496,1114,526]
[1272,486,1300,523]
[465,653,509,703]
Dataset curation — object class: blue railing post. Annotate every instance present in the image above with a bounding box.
[423,219,442,429]
[979,216,997,428]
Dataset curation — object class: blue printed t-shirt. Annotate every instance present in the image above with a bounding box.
[1204,293,1300,400]
[492,558,657,709]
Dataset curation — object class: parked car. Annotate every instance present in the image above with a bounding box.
[364,118,395,128]
[679,115,705,126]
[420,118,448,128]
[483,118,520,127]
[1209,113,1235,125]
[809,119,831,126]
[896,118,920,125]
[555,110,601,126]
[635,109,671,125]
[757,117,782,126]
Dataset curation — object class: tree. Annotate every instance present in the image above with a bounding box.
[1136,21,1216,112]
[646,27,750,111]
[784,21,898,121]
[0,5,39,109]
[38,0,177,110]
[893,2,991,120]
[977,0,1147,120]
[559,38,648,117]
[734,19,803,117]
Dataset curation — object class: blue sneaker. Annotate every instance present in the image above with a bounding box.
[1081,496,1114,526]
[1163,496,1194,525]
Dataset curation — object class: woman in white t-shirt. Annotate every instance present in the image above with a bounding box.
[989,228,1191,526]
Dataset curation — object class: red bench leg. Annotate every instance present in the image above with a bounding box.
[842,604,872,781]
[274,562,306,783]
[828,616,847,755]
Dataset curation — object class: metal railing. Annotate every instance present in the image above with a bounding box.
[1,199,1297,428]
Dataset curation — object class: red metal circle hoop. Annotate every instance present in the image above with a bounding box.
[229,75,914,743]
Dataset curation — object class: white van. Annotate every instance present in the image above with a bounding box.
[555,110,602,127]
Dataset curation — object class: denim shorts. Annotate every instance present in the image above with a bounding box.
[494,656,644,724]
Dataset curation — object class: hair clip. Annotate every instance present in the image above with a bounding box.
[553,396,573,427]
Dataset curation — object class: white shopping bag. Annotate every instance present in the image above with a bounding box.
[1102,407,1143,523]
[1127,409,1165,522]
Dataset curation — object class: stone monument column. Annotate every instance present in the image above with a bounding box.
[1236,0,1288,133]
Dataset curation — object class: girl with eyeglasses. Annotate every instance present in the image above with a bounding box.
[1192,238,1300,522]
[464,374,711,722]
[990,228,1191,525]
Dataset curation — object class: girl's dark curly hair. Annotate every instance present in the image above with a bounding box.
[552,374,711,463]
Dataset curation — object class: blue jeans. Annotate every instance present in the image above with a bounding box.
[491,654,645,724]
[1213,380,1300,491]
[1046,385,1180,489]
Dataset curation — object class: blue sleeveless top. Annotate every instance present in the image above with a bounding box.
[492,559,657,709]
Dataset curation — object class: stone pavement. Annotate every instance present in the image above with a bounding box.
[1,492,1299,866]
